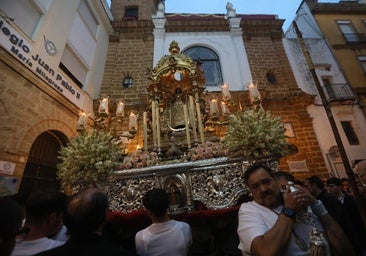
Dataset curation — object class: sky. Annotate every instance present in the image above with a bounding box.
[164,0,340,30]
[105,0,340,30]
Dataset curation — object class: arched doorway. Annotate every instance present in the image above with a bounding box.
[19,130,69,197]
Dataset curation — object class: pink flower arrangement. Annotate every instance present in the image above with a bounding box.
[188,141,228,161]
[119,150,158,169]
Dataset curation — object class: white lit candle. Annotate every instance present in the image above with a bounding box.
[116,100,125,116]
[129,112,137,131]
[143,111,148,151]
[220,83,231,100]
[183,104,191,148]
[77,110,88,127]
[99,96,109,114]
[248,82,261,100]
[220,101,229,116]
[209,99,219,116]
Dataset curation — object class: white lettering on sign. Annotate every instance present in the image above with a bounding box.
[0,18,83,107]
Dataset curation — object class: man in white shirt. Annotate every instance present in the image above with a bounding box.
[11,191,66,256]
[135,188,192,256]
[237,164,353,256]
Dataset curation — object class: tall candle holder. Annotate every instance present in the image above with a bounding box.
[92,95,136,143]
[204,81,264,137]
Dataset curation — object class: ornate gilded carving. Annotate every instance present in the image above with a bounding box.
[105,158,280,213]
[146,41,205,107]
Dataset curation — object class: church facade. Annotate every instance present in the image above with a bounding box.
[101,0,328,179]
[3,0,356,196]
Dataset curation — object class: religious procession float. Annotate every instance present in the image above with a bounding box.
[57,41,292,213]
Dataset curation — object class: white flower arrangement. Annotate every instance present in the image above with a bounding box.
[57,130,122,189]
[223,109,290,159]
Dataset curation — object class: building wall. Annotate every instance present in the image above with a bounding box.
[101,21,154,103]
[241,20,328,177]
[305,1,366,118]
[0,0,113,190]
[100,20,155,151]
[111,0,159,21]
[315,14,366,91]
[154,31,252,91]
[284,0,366,174]
[102,1,329,177]
[0,51,77,181]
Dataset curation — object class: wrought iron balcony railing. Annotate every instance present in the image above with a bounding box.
[323,83,355,103]
[342,33,366,44]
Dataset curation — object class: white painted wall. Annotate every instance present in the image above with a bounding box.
[284,1,366,173]
[0,0,113,111]
[152,16,252,93]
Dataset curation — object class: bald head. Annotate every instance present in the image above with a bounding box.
[65,188,109,236]
[355,160,366,189]
[355,160,366,173]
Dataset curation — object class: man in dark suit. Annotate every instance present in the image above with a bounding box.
[35,188,130,256]
[304,175,345,227]
[326,177,366,256]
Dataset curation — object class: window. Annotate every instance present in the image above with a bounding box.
[61,0,99,86]
[337,20,366,43]
[184,46,223,87]
[337,20,356,34]
[78,0,98,37]
[60,45,87,88]
[67,1,97,68]
[0,0,49,38]
[124,7,138,21]
[357,56,366,73]
[341,121,359,145]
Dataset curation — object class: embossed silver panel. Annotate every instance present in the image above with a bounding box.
[105,158,278,212]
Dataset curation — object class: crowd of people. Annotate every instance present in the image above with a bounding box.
[237,160,366,256]
[0,160,366,256]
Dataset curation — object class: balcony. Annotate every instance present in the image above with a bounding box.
[323,83,355,103]
[342,33,366,44]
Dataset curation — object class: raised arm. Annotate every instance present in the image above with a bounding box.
[238,187,304,256]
